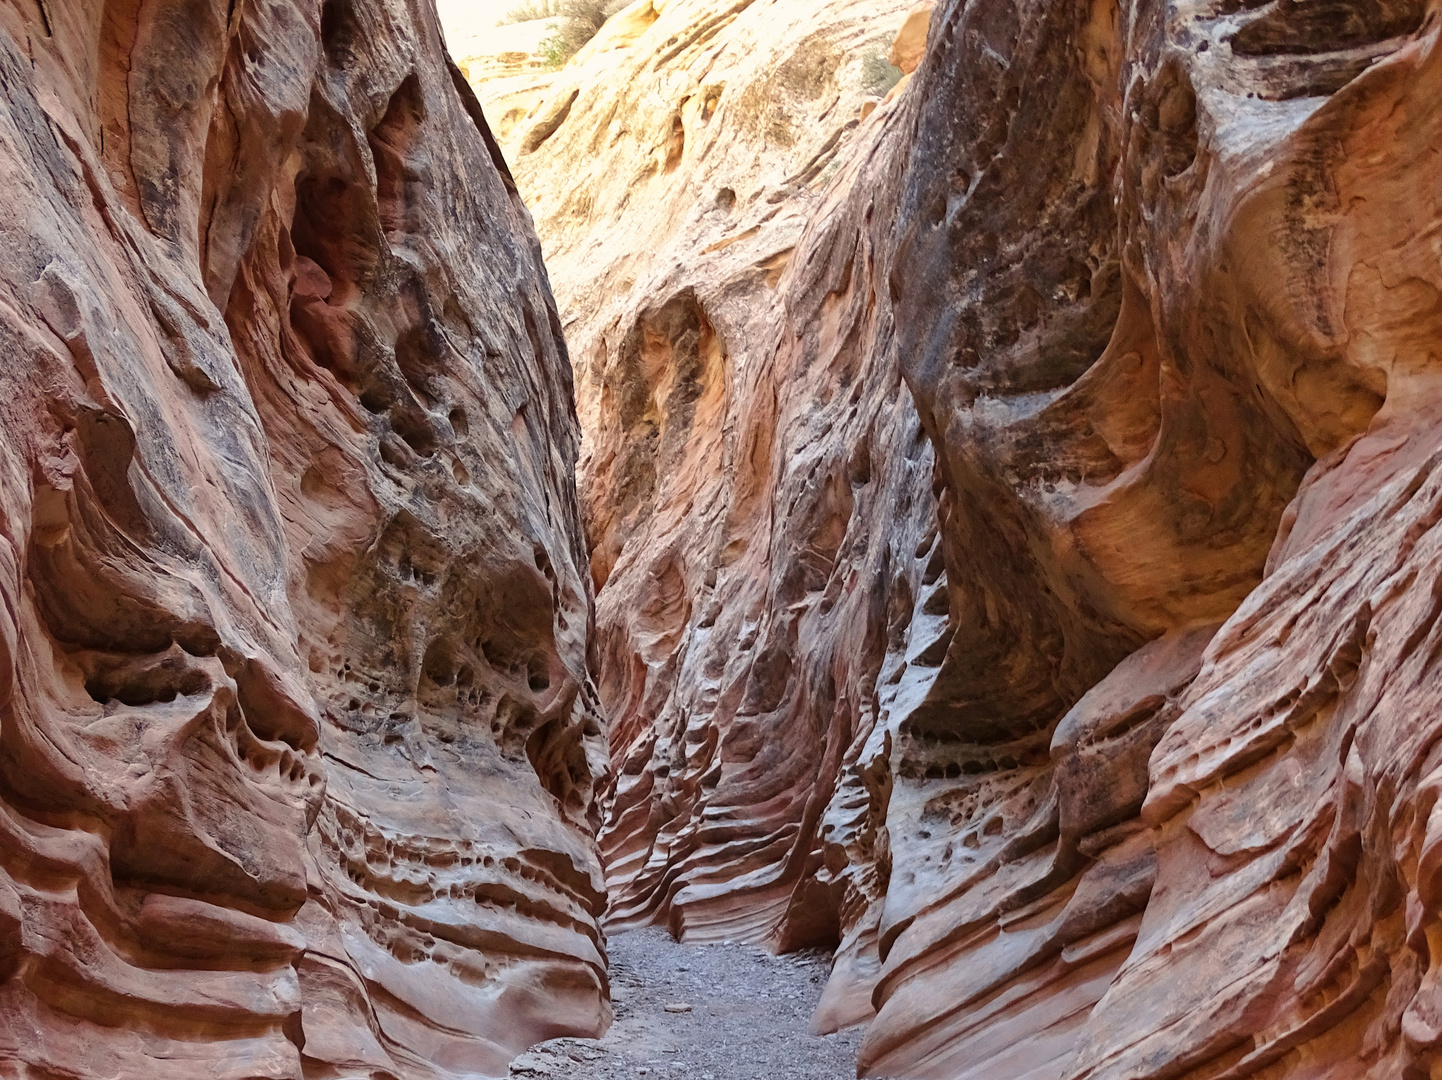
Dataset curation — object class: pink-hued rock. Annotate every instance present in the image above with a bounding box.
[0,0,606,1075]
[468,0,1442,1077]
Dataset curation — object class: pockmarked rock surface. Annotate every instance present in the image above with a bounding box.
[0,0,607,1075]
[463,0,1442,1078]
[845,4,1442,1078]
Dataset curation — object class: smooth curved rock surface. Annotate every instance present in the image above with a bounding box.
[843,2,1442,1078]
[0,0,607,1075]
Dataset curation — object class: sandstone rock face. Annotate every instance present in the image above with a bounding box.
[887,2,931,74]
[0,0,606,1075]
[841,3,1442,1077]
[443,0,560,130]
[469,0,928,949]
[472,0,1442,1077]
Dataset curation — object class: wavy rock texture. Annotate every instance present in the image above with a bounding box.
[841,3,1442,1078]
[466,0,932,947]
[469,0,1442,1077]
[0,0,606,1075]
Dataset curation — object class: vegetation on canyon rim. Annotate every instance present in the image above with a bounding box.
[502,0,629,66]
[859,46,903,95]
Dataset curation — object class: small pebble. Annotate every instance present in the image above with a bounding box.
[663,1002,693,1013]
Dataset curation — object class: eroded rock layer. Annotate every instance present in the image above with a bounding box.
[467,0,931,948]
[472,0,1442,1077]
[0,0,606,1076]
[845,3,1442,1077]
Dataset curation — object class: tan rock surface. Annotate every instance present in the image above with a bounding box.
[0,0,606,1075]
[26,0,1442,1072]
[462,0,927,953]
[467,0,1442,1077]
[445,2,562,143]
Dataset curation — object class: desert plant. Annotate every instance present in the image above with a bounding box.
[498,0,562,24]
[537,0,627,67]
[860,46,902,95]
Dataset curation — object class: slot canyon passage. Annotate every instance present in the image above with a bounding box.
[0,0,1441,1074]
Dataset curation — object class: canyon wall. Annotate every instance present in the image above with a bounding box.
[475,0,1442,1077]
[467,0,932,948]
[474,0,953,950]
[0,0,607,1076]
[847,2,1442,1076]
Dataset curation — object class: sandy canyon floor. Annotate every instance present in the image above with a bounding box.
[508,930,871,1080]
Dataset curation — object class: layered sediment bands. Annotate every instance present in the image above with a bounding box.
[473,0,932,946]
[593,142,943,946]
[840,2,1442,1078]
[0,0,605,1075]
[475,0,1442,1076]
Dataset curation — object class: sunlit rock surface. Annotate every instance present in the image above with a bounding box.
[467,0,1442,1077]
[442,0,558,110]
[0,0,606,1075]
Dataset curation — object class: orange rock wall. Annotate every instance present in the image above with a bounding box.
[502,0,1442,1077]
[0,0,607,1076]
[473,0,930,950]
[847,2,1442,1076]
[6,0,1440,1073]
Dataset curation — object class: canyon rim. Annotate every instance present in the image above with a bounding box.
[0,0,1438,1079]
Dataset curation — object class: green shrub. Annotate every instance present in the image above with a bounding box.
[537,0,626,67]
[860,47,902,95]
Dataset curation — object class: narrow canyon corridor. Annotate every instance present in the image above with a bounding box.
[0,0,1440,1076]
[508,930,868,1080]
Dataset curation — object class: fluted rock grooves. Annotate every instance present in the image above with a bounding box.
[470,0,1442,1077]
[2,0,1442,1076]
[0,0,606,1075]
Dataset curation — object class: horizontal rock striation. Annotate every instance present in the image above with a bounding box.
[0,0,606,1075]
[836,1,1442,1078]
[473,0,932,948]
[474,0,1442,1077]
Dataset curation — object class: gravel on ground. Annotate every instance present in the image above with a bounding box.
[508,928,869,1080]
